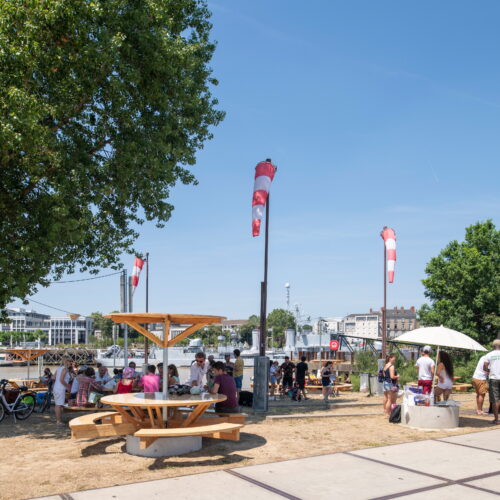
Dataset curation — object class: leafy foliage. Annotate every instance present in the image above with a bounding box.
[90,311,114,338]
[0,0,224,313]
[0,329,47,345]
[267,308,296,346]
[419,221,500,344]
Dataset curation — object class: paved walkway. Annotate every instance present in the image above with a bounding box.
[38,429,500,500]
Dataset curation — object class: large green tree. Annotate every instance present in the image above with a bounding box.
[90,311,114,338]
[419,221,500,344]
[0,0,223,314]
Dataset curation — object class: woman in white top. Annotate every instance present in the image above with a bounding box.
[53,357,72,424]
[434,351,454,401]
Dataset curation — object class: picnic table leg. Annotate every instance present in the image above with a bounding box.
[182,403,211,427]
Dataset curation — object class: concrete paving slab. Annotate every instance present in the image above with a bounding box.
[351,440,500,481]
[465,474,500,494]
[401,484,499,499]
[235,452,444,500]
[68,471,282,500]
[437,429,500,453]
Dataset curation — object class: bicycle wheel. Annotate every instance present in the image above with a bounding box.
[40,393,52,413]
[15,394,35,420]
[0,403,5,422]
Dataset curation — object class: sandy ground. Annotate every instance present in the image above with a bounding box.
[0,392,495,500]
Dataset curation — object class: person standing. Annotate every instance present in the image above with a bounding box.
[321,361,334,403]
[280,356,295,394]
[224,354,234,377]
[415,345,435,395]
[472,354,488,415]
[382,353,400,417]
[269,360,278,400]
[434,351,454,401]
[483,339,500,425]
[53,357,72,425]
[233,349,244,395]
[295,356,309,400]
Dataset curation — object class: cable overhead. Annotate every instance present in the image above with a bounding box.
[49,271,121,284]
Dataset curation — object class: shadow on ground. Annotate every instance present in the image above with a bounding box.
[148,432,267,470]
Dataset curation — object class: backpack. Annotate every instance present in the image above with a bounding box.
[238,390,253,407]
[377,369,385,383]
[291,387,302,401]
[389,404,401,423]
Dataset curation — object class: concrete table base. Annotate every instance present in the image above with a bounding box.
[126,434,202,458]
[401,404,459,430]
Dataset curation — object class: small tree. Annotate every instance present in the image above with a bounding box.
[267,308,296,347]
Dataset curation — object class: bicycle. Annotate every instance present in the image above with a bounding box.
[0,379,37,422]
[34,380,53,414]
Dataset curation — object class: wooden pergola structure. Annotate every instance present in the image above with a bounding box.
[0,348,51,379]
[104,313,225,419]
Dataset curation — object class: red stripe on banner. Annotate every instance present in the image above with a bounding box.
[134,257,144,270]
[388,271,394,283]
[132,276,139,287]
[252,190,268,206]
[252,219,261,237]
[387,249,396,261]
[255,161,276,180]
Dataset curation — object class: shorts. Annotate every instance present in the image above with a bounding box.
[296,379,305,390]
[282,376,293,388]
[321,377,331,387]
[53,389,66,406]
[472,378,488,395]
[418,379,433,395]
[270,376,277,384]
[234,376,243,390]
[383,381,394,392]
[489,379,500,403]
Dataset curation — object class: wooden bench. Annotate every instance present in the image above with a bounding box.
[64,405,111,413]
[134,422,243,449]
[452,384,472,392]
[69,411,137,440]
[176,407,247,425]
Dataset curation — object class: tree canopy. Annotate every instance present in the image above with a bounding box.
[419,220,500,345]
[0,0,223,313]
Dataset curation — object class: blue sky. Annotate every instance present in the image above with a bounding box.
[11,0,500,322]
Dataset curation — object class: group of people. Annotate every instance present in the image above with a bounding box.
[269,356,350,402]
[48,357,181,424]
[186,350,243,413]
[382,339,500,423]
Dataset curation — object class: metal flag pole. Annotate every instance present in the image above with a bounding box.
[259,192,270,357]
[120,269,128,366]
[382,241,387,359]
[145,253,149,366]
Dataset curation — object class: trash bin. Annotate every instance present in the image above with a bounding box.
[360,372,370,392]
[369,374,384,395]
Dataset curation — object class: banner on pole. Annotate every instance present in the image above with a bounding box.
[252,159,276,237]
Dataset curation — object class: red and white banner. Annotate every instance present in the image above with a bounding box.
[380,227,396,283]
[131,256,145,294]
[252,160,277,237]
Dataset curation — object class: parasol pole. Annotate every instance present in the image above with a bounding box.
[144,252,149,365]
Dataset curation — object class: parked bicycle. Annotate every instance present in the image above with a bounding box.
[0,379,36,422]
[35,381,53,414]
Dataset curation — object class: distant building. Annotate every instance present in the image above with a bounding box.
[386,306,419,338]
[221,319,247,332]
[0,308,93,345]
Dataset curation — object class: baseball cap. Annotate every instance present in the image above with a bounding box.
[422,345,432,353]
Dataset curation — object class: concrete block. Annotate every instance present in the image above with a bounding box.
[126,434,202,458]
[401,404,459,430]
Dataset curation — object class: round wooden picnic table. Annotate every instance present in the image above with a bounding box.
[100,392,226,430]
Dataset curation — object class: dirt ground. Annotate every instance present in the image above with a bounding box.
[0,392,495,500]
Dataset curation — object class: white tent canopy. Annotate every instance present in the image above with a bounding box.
[393,325,486,352]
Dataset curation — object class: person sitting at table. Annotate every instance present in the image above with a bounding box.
[344,372,351,384]
[186,352,208,388]
[95,365,112,385]
[76,367,103,406]
[210,361,239,413]
[138,365,160,393]
[40,367,53,386]
[434,351,454,401]
[168,364,180,385]
[128,361,137,377]
[114,367,135,394]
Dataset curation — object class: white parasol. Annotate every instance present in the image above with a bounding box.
[393,325,486,352]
